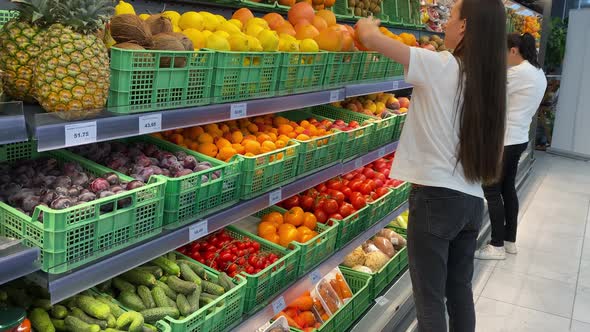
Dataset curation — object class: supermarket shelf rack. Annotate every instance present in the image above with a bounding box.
[0,243,40,285]
[23,141,398,303]
[26,79,411,152]
[0,101,28,145]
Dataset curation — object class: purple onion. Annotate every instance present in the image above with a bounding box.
[50,197,72,210]
[126,180,145,190]
[174,169,193,177]
[182,156,197,170]
[90,178,110,193]
[103,172,120,185]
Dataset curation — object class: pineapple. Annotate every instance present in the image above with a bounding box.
[32,0,114,115]
[0,0,55,102]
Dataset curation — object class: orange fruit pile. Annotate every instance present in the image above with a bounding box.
[258,207,318,247]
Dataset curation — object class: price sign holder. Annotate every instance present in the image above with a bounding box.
[139,113,162,134]
[329,90,340,102]
[230,103,248,119]
[269,189,282,206]
[309,269,322,285]
[392,81,400,90]
[64,121,97,147]
[189,220,208,242]
[271,296,286,315]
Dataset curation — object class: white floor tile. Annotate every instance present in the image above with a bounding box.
[579,259,590,288]
[571,320,590,332]
[475,297,571,332]
[495,246,580,284]
[573,284,590,324]
[516,230,585,259]
[518,214,587,238]
[481,268,576,318]
[473,260,496,297]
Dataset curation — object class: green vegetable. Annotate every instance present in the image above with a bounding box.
[71,307,108,329]
[51,305,69,319]
[139,307,179,323]
[154,281,177,299]
[107,314,116,328]
[201,293,223,306]
[121,269,157,287]
[96,279,112,292]
[142,323,158,332]
[137,285,156,309]
[104,329,126,332]
[167,252,176,262]
[50,319,66,331]
[179,263,202,286]
[95,296,125,318]
[30,307,55,332]
[77,295,111,320]
[176,259,208,280]
[64,316,100,332]
[32,298,53,311]
[201,280,225,296]
[217,272,234,291]
[136,266,163,279]
[151,256,180,276]
[151,287,171,308]
[167,276,197,294]
[116,311,144,332]
[118,291,146,312]
[112,277,136,293]
[187,288,200,312]
[176,294,192,316]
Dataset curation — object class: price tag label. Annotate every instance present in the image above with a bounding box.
[65,121,96,147]
[189,220,208,241]
[269,189,282,205]
[354,158,363,169]
[309,269,322,284]
[378,147,386,158]
[392,81,400,90]
[272,296,286,315]
[139,113,162,134]
[375,296,389,306]
[329,90,340,102]
[230,103,248,119]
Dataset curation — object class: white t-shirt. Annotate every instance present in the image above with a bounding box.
[505,60,547,145]
[390,47,483,198]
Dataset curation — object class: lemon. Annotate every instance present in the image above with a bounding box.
[300,38,319,52]
[257,29,279,52]
[162,11,181,26]
[217,21,241,34]
[138,13,150,20]
[246,24,265,37]
[200,12,220,31]
[246,35,263,52]
[215,15,227,24]
[246,18,269,29]
[214,30,230,39]
[115,0,135,15]
[183,28,206,50]
[201,30,213,39]
[173,25,181,32]
[228,34,250,51]
[206,34,230,51]
[279,36,300,52]
[228,19,243,30]
[179,11,204,30]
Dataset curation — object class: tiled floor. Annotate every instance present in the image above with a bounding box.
[474,152,590,331]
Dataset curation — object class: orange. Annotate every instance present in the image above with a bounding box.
[232,8,254,26]
[302,212,317,229]
[312,16,327,31]
[197,133,214,144]
[316,9,336,26]
[261,211,284,227]
[314,26,343,51]
[197,143,218,157]
[258,221,277,237]
[295,23,319,40]
[263,12,285,30]
[275,20,296,36]
[288,1,315,26]
[170,133,184,145]
[284,207,304,226]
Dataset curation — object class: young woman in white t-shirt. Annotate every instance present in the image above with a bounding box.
[356,0,507,330]
[475,33,547,260]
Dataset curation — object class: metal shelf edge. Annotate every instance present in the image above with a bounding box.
[0,245,40,286]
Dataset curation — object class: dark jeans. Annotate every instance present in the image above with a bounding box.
[408,185,484,332]
[483,142,528,247]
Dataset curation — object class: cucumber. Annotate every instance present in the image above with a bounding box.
[167,252,176,262]
[136,266,163,279]
[217,272,235,291]
[64,316,100,332]
[139,307,180,324]
[168,296,178,310]
[150,257,180,276]
[32,298,53,311]
[51,319,66,331]
[201,293,224,307]
[201,280,225,296]
[176,294,192,316]
[187,288,201,312]
[137,285,156,309]
[107,314,117,328]
[121,269,157,287]
[30,307,55,332]
[51,304,69,319]
[176,259,208,280]
[199,296,215,307]
[95,296,125,318]
[77,295,111,320]
[118,291,146,312]
[142,323,158,332]
[116,311,144,332]
[154,281,177,299]
[166,276,197,295]
[104,329,127,332]
[151,287,171,308]
[112,277,136,293]
[179,263,202,286]
[71,307,108,329]
[96,279,112,292]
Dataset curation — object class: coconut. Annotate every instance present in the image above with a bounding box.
[112,42,145,50]
[150,33,187,68]
[166,32,194,51]
[110,14,153,47]
[145,14,173,35]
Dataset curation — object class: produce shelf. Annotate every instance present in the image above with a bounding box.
[0,101,28,145]
[25,141,398,304]
[0,242,40,285]
[234,201,409,331]
[25,79,410,152]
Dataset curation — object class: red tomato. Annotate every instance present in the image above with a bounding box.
[363,168,375,178]
[314,197,326,210]
[282,196,300,209]
[366,179,376,190]
[339,203,354,217]
[327,189,345,205]
[246,266,255,274]
[326,178,342,190]
[374,172,387,182]
[329,213,343,220]
[300,195,314,211]
[315,183,328,192]
[314,209,328,223]
[307,188,320,199]
[343,172,355,180]
[373,179,384,188]
[353,173,367,181]
[375,187,389,198]
[350,193,367,209]
[359,183,373,195]
[252,242,260,251]
[324,199,339,214]
[349,179,363,192]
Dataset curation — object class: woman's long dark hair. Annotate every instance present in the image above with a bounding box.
[508,32,541,68]
[453,0,507,185]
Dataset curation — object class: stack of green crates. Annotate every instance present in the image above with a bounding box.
[359,52,391,81]
[277,52,328,95]
[367,187,397,227]
[323,52,364,88]
[334,205,370,249]
[385,0,421,27]
[0,10,16,27]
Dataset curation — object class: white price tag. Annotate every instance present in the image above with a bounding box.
[329,90,340,102]
[354,158,363,169]
[392,81,400,90]
[269,189,282,205]
[189,220,208,241]
[272,296,286,315]
[375,296,389,306]
[378,147,386,158]
[65,122,96,147]
[139,113,162,134]
[230,103,248,119]
[309,269,322,284]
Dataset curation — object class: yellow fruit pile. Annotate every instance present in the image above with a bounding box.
[258,208,319,247]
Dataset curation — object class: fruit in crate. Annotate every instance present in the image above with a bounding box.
[348,0,382,17]
[418,34,446,51]
[334,93,410,118]
[257,207,319,247]
[389,210,408,229]
[342,228,406,272]
[0,0,51,102]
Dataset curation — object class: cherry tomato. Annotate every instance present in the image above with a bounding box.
[314,209,328,223]
[282,195,300,210]
[227,263,238,274]
[248,255,257,266]
[323,199,339,214]
[300,195,314,211]
[339,203,354,217]
[237,257,246,265]
[374,172,387,182]
[373,179,384,188]
[252,242,260,252]
[246,266,255,274]
[329,213,343,220]
[343,172,355,180]
[353,173,367,181]
[190,242,201,252]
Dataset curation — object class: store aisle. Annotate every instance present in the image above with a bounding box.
[473,152,590,332]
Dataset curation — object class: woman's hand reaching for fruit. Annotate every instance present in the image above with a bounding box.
[356,16,381,49]
[355,16,411,66]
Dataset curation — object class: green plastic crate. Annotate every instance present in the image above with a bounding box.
[391,181,410,209]
[0,10,17,28]
[291,269,372,332]
[239,140,299,200]
[410,0,422,26]
[69,136,241,228]
[156,321,172,332]
[385,58,404,78]
[280,110,342,177]
[211,50,281,103]
[359,52,390,81]
[0,141,38,162]
[367,187,396,227]
[332,0,388,22]
[108,48,215,114]
[225,226,300,314]
[385,0,420,27]
[277,52,328,95]
[0,146,165,273]
[323,52,364,88]
[240,0,278,10]
[255,206,338,276]
[334,204,370,249]
[392,112,407,141]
